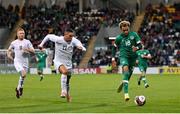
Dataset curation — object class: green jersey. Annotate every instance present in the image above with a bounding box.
[115,32,141,58]
[36,51,47,69]
[136,50,150,67]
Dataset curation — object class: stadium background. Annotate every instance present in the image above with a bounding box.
[0,0,180,113]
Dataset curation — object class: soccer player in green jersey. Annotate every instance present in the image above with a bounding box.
[136,47,152,88]
[112,20,143,101]
[36,49,47,81]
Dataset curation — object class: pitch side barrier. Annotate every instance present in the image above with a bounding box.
[28,67,180,75]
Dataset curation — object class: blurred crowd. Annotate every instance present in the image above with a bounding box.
[139,3,180,66]
[0,4,19,29]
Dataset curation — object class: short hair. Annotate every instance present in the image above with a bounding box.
[16,27,24,32]
[65,29,74,33]
[119,20,130,28]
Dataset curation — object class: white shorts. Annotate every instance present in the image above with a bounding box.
[54,61,72,71]
[14,62,28,72]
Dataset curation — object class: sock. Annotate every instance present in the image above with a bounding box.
[17,76,25,90]
[139,76,142,81]
[141,76,148,85]
[128,67,134,80]
[66,74,71,94]
[61,74,67,93]
[123,71,130,94]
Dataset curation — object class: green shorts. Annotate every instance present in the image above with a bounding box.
[37,63,45,72]
[138,65,147,72]
[120,57,136,67]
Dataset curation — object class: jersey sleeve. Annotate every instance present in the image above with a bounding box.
[73,38,86,51]
[8,42,14,50]
[112,35,121,57]
[114,35,121,46]
[39,34,58,47]
[146,50,151,55]
[27,40,34,49]
[134,32,141,44]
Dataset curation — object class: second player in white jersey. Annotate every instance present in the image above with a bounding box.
[38,29,86,102]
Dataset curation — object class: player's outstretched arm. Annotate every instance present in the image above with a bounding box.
[39,34,58,48]
[77,45,86,51]
[74,38,86,51]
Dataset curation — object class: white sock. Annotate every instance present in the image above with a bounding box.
[61,74,67,93]
[17,76,24,90]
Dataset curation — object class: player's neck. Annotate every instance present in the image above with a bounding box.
[18,38,24,41]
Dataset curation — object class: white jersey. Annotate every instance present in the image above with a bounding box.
[39,34,85,69]
[8,39,34,71]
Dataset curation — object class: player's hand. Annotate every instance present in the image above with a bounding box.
[136,60,139,64]
[132,46,138,52]
[111,57,115,62]
[23,48,30,53]
[141,55,145,58]
[111,57,116,67]
[38,45,43,50]
[77,46,86,51]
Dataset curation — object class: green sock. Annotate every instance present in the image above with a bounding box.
[141,76,148,85]
[129,67,134,79]
[123,71,130,94]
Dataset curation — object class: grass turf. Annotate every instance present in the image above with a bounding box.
[0,74,179,113]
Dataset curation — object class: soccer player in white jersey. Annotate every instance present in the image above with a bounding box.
[38,29,86,102]
[7,27,35,99]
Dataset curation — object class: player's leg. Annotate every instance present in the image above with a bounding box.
[138,65,149,87]
[15,64,27,98]
[59,65,71,102]
[122,65,131,101]
[59,65,68,98]
[138,66,143,86]
[66,72,72,102]
[117,61,134,93]
[141,67,149,88]
[16,69,26,98]
[38,68,44,81]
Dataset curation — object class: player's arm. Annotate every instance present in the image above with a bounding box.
[23,47,35,54]
[35,52,39,62]
[132,32,143,52]
[74,38,86,51]
[142,54,152,59]
[7,43,14,61]
[112,36,120,61]
[38,34,58,49]
[7,48,13,61]
[23,40,35,54]
[111,44,117,61]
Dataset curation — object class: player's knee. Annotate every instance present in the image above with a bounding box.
[20,70,26,78]
[123,66,129,72]
[21,72,26,78]
[59,65,68,75]
[61,70,68,75]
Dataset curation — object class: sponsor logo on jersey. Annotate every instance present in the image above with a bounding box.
[130,36,134,40]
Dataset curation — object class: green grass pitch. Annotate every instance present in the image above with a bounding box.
[0,73,180,113]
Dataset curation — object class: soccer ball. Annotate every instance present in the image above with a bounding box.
[134,95,146,106]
